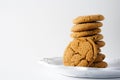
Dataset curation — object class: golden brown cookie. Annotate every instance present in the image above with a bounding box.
[95,41,105,47]
[73,14,104,24]
[90,61,108,68]
[71,28,101,37]
[71,34,103,42]
[63,38,98,67]
[86,34,103,42]
[71,22,103,32]
[94,53,105,62]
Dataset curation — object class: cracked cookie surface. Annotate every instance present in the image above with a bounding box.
[63,38,98,67]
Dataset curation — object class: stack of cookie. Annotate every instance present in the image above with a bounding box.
[63,14,108,68]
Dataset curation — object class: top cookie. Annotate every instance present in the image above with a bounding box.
[73,14,104,24]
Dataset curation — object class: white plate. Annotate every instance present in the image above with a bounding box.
[39,57,120,79]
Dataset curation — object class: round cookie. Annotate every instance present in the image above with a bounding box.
[90,61,108,68]
[73,14,104,24]
[71,22,103,32]
[95,41,105,47]
[94,53,105,62]
[63,38,98,67]
[71,28,101,38]
[86,34,103,42]
[71,34,103,42]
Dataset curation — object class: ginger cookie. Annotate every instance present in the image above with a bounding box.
[86,34,103,42]
[73,14,104,24]
[94,53,105,62]
[71,34,103,42]
[63,38,98,67]
[95,41,105,47]
[90,61,108,68]
[71,28,101,38]
[71,22,103,32]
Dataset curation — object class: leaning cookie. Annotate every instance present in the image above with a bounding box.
[71,28,101,38]
[63,38,98,67]
[73,14,104,24]
[90,61,108,68]
[71,22,103,32]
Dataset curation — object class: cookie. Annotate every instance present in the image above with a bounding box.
[86,34,103,42]
[71,22,103,32]
[73,14,104,24]
[63,38,98,67]
[71,28,101,38]
[71,34,103,41]
[90,61,108,68]
[94,53,105,62]
[95,41,105,47]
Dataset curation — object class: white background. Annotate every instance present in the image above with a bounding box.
[0,0,120,80]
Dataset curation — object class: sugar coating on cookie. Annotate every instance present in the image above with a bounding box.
[73,14,104,24]
[63,38,98,67]
[71,28,101,38]
[71,22,103,32]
